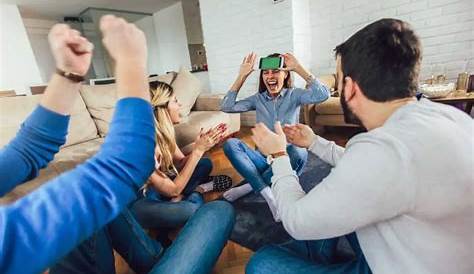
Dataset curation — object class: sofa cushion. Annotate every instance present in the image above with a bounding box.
[193,94,224,111]
[0,94,98,148]
[80,83,118,136]
[172,67,202,117]
[174,111,237,148]
[0,138,104,205]
[313,97,344,115]
[65,94,100,147]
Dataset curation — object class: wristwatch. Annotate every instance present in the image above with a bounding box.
[266,151,288,165]
[56,68,85,83]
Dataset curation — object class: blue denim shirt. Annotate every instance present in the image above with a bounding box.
[220,79,330,131]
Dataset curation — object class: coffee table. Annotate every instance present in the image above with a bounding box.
[428,90,474,114]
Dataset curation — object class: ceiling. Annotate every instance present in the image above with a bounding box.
[1,0,179,20]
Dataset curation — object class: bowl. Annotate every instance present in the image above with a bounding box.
[419,83,455,98]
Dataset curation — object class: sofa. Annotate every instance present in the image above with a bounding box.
[0,68,240,204]
[303,74,359,133]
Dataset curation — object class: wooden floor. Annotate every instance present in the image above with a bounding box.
[116,126,359,274]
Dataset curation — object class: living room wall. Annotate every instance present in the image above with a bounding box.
[0,4,43,94]
[200,0,472,97]
[200,0,294,98]
[309,0,474,82]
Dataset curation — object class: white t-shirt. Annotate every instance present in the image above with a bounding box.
[271,99,473,274]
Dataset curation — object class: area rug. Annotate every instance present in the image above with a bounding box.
[229,153,333,251]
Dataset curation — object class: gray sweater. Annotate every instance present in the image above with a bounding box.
[271,99,473,274]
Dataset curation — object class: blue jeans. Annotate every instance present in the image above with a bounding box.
[223,138,308,192]
[130,158,212,229]
[246,233,372,274]
[51,201,235,274]
[50,209,163,274]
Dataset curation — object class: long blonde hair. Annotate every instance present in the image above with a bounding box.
[149,81,178,175]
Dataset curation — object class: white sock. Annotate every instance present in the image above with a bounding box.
[223,183,253,202]
[260,187,280,222]
[199,181,214,193]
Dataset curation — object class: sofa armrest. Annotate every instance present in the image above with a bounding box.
[193,93,226,111]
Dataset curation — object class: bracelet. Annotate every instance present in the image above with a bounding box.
[56,68,85,83]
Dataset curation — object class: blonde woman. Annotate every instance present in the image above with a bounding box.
[131,81,232,236]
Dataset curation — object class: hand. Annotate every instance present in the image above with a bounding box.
[193,125,226,153]
[48,24,93,76]
[99,15,147,66]
[251,122,287,156]
[283,123,316,149]
[238,52,256,79]
[281,53,302,72]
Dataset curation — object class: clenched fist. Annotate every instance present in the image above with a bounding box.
[48,24,93,76]
[99,15,147,66]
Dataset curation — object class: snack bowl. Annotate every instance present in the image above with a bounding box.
[419,83,455,99]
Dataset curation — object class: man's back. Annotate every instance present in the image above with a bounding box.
[357,98,473,274]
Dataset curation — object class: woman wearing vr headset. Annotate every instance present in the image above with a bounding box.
[220,52,330,221]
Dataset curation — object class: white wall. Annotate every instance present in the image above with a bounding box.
[292,0,312,87]
[200,0,294,97]
[153,2,191,74]
[134,16,161,75]
[0,4,43,94]
[23,18,58,83]
[309,0,474,81]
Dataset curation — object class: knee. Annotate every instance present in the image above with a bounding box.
[223,138,241,156]
[188,193,205,210]
[199,200,235,229]
[287,145,307,160]
[198,157,213,175]
[246,245,280,274]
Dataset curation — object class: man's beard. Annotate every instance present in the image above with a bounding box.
[340,88,363,127]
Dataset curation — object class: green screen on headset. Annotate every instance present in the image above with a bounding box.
[259,57,283,70]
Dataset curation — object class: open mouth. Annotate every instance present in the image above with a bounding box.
[266,79,278,90]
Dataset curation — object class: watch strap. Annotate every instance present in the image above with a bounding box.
[271,151,288,158]
[56,68,85,83]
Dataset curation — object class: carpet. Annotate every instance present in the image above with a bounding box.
[229,153,333,251]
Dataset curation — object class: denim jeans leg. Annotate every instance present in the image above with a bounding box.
[107,209,164,274]
[131,192,205,229]
[246,234,372,274]
[223,138,269,192]
[278,237,340,265]
[182,157,213,196]
[286,144,308,175]
[49,229,116,274]
[149,201,235,274]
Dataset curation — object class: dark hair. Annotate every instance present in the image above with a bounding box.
[334,18,422,102]
[258,53,293,93]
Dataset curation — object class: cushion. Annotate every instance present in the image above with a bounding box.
[149,73,175,85]
[318,74,337,90]
[314,97,344,115]
[0,138,104,205]
[193,94,224,111]
[80,83,118,137]
[0,94,98,148]
[174,111,236,148]
[172,67,202,117]
[64,94,100,147]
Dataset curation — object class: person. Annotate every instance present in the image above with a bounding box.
[0,16,235,274]
[247,18,473,274]
[130,81,232,240]
[220,52,330,221]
